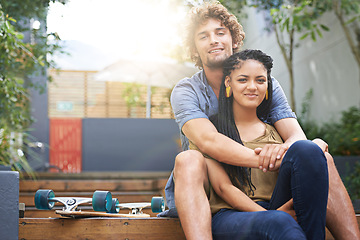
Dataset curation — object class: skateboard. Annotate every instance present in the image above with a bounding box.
[34,189,165,218]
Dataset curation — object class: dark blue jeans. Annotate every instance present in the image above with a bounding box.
[212,140,329,240]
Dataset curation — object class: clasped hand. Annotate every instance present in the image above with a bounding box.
[254,143,289,172]
[254,139,329,172]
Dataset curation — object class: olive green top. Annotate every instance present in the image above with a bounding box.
[189,124,283,214]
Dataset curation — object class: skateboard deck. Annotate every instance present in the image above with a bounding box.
[56,210,150,218]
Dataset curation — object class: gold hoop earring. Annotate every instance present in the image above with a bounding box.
[226,86,231,98]
[265,90,268,100]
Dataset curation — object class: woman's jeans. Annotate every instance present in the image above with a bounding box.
[212,140,329,240]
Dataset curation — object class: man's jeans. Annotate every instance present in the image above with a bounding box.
[212,140,329,240]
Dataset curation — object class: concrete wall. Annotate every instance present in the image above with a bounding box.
[82,118,180,171]
[23,18,50,170]
[241,8,360,124]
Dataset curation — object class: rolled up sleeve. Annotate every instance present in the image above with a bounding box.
[170,79,209,132]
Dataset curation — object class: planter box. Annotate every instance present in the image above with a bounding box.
[334,156,360,213]
[0,171,19,239]
[353,199,360,214]
[0,165,12,171]
[333,156,360,179]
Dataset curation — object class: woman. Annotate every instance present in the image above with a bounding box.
[190,49,328,239]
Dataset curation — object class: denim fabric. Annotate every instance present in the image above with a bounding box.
[212,209,306,240]
[211,140,329,240]
[269,140,329,239]
[165,70,296,213]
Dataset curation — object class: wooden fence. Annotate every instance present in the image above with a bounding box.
[48,69,173,119]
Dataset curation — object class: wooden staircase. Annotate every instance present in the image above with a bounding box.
[19,172,170,218]
[18,172,359,239]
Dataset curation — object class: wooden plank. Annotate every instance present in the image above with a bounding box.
[21,171,170,180]
[18,215,360,239]
[19,217,186,240]
[20,179,162,192]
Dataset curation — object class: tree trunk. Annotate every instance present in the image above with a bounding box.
[333,0,360,91]
[274,25,296,112]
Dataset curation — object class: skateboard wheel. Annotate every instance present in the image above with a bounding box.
[107,198,120,213]
[34,189,55,210]
[151,197,165,213]
[92,191,112,212]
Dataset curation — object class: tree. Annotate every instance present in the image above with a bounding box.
[222,0,359,111]
[321,0,360,80]
[267,0,331,113]
[0,0,65,172]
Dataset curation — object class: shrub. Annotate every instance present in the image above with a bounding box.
[298,90,360,156]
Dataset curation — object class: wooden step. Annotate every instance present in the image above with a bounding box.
[18,215,360,240]
[19,217,186,240]
[20,179,168,192]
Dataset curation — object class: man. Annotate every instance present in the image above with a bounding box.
[161,2,359,240]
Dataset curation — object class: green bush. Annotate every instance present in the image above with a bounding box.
[0,7,34,172]
[0,1,64,175]
[345,162,360,200]
[298,90,360,156]
[319,107,360,156]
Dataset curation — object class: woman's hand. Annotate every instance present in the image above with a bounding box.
[312,138,329,153]
[277,198,297,222]
[254,143,289,172]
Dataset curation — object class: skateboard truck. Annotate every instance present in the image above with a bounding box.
[54,197,92,211]
[34,189,112,212]
[107,197,165,214]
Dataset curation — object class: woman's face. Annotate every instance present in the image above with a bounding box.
[225,59,268,110]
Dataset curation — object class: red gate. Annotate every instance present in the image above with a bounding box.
[49,118,82,173]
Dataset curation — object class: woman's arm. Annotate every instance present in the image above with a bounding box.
[205,157,265,212]
[206,156,297,220]
[183,118,261,168]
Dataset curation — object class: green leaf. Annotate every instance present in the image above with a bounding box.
[316,28,323,38]
[311,31,316,41]
[300,32,310,40]
[346,16,359,24]
[320,24,330,31]
[7,17,16,23]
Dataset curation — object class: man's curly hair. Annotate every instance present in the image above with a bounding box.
[184,1,245,69]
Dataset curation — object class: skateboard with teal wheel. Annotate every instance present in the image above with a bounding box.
[34,189,165,218]
[34,189,112,212]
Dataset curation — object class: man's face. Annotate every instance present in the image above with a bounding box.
[194,18,236,69]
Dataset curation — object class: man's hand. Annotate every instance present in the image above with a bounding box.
[254,143,289,172]
[277,198,297,222]
[312,138,329,153]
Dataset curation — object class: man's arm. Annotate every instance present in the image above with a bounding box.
[183,118,277,168]
[275,118,307,145]
[255,118,307,171]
